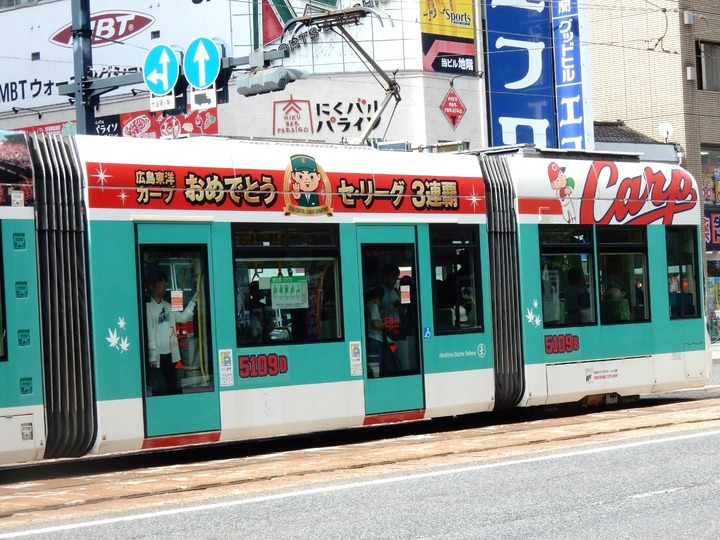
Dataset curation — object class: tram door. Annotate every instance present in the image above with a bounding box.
[137,223,220,438]
[358,225,424,415]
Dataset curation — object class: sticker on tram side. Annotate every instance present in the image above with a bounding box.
[349,341,363,377]
[585,367,619,383]
[219,348,234,387]
[439,349,480,360]
[545,334,580,354]
[238,353,288,378]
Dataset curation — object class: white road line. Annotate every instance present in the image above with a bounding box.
[3,428,720,539]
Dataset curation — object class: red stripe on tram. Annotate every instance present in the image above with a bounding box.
[363,410,426,426]
[142,431,221,449]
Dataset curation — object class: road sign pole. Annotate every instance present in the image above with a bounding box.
[58,49,291,110]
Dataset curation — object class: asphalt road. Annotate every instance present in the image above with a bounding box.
[3,383,720,539]
[3,427,720,539]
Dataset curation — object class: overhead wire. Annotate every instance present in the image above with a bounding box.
[0,0,711,65]
[0,8,697,82]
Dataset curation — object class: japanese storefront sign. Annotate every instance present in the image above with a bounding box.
[419,0,476,74]
[551,0,591,149]
[15,107,218,138]
[485,0,557,147]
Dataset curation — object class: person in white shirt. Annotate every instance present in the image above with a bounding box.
[146,270,198,394]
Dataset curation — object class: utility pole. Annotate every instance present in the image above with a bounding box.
[71,0,95,135]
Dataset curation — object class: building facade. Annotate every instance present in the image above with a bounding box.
[7,1,714,303]
[587,0,720,312]
[0,0,488,148]
[0,0,596,152]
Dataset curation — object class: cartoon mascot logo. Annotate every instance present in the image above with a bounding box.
[283,154,333,216]
[547,161,576,223]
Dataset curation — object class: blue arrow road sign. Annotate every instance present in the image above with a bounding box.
[143,44,180,96]
[184,37,221,90]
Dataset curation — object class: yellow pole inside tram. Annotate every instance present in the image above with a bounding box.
[196,272,207,382]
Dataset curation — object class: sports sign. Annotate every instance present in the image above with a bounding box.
[419,1,476,74]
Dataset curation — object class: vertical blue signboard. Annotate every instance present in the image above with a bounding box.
[485,0,557,148]
[552,0,589,149]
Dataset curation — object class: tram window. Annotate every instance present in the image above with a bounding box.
[539,226,591,245]
[597,227,649,324]
[539,226,596,327]
[233,224,342,345]
[140,245,214,397]
[430,225,482,333]
[233,225,336,247]
[666,227,700,319]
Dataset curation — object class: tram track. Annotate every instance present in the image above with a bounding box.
[2,390,720,524]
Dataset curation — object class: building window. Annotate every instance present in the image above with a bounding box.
[436,141,469,153]
[233,224,342,345]
[0,0,36,10]
[597,227,648,324]
[430,224,482,332]
[539,226,596,327]
[666,227,700,319]
[696,41,720,91]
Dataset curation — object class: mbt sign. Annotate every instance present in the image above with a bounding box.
[49,11,155,47]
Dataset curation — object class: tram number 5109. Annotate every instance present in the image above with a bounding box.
[239,354,289,378]
[545,334,580,354]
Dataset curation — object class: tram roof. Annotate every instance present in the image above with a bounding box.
[465,144,645,163]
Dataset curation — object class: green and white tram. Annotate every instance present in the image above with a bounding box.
[0,132,711,465]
